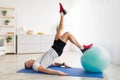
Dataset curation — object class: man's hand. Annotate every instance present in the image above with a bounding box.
[38,65,68,76]
[64,63,72,68]
[53,62,72,68]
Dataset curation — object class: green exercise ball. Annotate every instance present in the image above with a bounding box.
[81,46,110,72]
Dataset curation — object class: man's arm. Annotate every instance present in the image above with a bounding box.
[37,66,67,76]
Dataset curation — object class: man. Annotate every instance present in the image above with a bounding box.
[24,3,93,76]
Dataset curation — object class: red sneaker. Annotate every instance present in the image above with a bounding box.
[81,44,93,53]
[83,44,93,49]
[59,3,63,13]
[59,3,67,15]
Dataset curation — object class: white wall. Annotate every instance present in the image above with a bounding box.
[0,0,120,64]
[70,0,120,64]
[0,0,73,34]
[109,0,120,64]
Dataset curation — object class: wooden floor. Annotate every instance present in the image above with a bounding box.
[0,52,120,80]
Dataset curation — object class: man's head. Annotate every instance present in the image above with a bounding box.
[24,59,35,69]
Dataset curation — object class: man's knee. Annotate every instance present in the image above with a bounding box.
[64,32,71,35]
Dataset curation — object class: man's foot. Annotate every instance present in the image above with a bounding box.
[81,44,93,53]
[59,3,67,15]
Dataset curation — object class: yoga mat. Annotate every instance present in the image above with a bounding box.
[17,66,103,78]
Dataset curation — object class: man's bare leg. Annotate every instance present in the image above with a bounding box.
[54,14,64,40]
[59,32,83,49]
[59,32,93,52]
[54,2,67,40]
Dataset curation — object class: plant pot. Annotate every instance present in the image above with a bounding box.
[7,40,12,43]
[6,36,12,43]
[4,20,10,25]
[1,10,7,16]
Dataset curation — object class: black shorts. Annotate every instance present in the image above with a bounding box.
[52,39,66,56]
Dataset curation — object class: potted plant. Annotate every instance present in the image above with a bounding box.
[4,20,10,25]
[1,10,7,16]
[6,36,12,43]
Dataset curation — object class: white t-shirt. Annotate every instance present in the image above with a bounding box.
[32,48,58,71]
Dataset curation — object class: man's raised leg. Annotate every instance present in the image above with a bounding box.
[54,3,66,40]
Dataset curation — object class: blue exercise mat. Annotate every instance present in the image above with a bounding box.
[17,66,103,78]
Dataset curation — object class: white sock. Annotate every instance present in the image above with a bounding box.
[80,46,84,50]
[60,12,64,15]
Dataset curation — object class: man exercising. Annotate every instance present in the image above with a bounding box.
[24,3,93,76]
